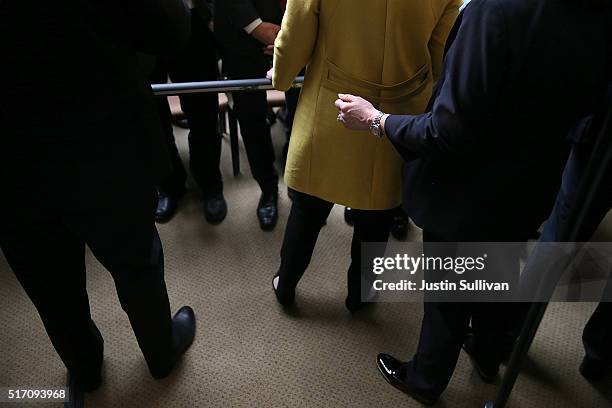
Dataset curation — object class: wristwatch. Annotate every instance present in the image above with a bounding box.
[369,110,385,138]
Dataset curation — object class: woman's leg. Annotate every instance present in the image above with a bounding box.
[274,189,334,305]
[346,208,393,310]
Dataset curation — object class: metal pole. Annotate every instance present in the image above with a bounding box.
[151,77,304,96]
[484,302,549,408]
[485,109,612,408]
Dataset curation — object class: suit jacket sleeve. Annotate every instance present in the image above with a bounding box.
[385,0,509,158]
[225,0,261,29]
[125,0,191,55]
[272,0,320,91]
[428,0,462,81]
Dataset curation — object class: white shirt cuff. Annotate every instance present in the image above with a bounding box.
[244,18,263,35]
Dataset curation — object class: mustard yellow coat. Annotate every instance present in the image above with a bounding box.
[273,0,461,210]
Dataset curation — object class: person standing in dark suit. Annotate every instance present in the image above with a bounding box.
[0,0,197,391]
[214,0,283,231]
[337,0,611,403]
[152,0,228,225]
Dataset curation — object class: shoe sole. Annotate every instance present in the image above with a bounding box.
[376,361,437,406]
[259,221,277,231]
[155,213,176,224]
[204,203,227,225]
[205,214,227,225]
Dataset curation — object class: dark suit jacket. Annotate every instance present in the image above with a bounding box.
[193,0,214,22]
[0,0,190,212]
[214,0,283,58]
[384,0,612,241]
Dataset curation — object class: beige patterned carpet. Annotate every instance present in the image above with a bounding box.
[1,122,611,408]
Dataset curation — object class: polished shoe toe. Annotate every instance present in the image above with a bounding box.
[257,191,278,231]
[155,191,184,223]
[151,306,196,380]
[376,354,438,406]
[377,353,403,377]
[344,207,355,225]
[204,194,228,224]
[173,306,196,355]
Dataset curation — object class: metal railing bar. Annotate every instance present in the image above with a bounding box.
[151,77,304,96]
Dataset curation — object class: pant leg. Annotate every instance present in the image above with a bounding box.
[348,208,392,300]
[399,229,471,396]
[400,302,472,396]
[0,214,103,385]
[469,235,529,364]
[151,61,187,197]
[223,55,278,193]
[285,67,307,133]
[168,10,222,198]
[233,89,279,193]
[283,86,301,141]
[74,189,176,378]
[584,302,612,364]
[470,302,530,370]
[276,189,334,291]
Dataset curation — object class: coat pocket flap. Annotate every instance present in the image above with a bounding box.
[322,59,430,103]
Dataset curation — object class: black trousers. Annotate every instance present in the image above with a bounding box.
[152,10,221,198]
[282,68,305,141]
[277,189,392,299]
[584,302,612,364]
[283,87,300,144]
[399,230,529,397]
[0,189,176,382]
[222,52,279,194]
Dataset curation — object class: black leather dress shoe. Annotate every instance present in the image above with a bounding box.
[172,117,190,129]
[390,210,410,240]
[345,296,365,313]
[344,207,355,225]
[345,287,378,314]
[272,274,295,307]
[462,335,498,383]
[172,306,196,355]
[155,191,184,223]
[376,354,438,406]
[204,193,227,224]
[257,191,278,231]
[580,355,610,382]
[152,306,196,380]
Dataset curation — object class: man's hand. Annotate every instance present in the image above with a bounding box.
[266,68,273,80]
[334,94,379,131]
[263,44,275,56]
[251,22,281,46]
